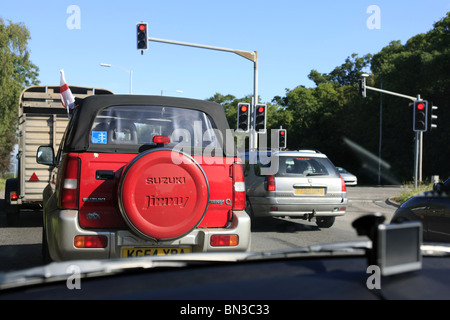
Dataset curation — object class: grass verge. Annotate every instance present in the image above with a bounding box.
[391,182,434,204]
[0,177,6,192]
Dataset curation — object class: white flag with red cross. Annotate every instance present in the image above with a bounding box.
[60,69,75,116]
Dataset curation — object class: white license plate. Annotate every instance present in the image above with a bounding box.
[294,187,325,195]
[122,247,191,258]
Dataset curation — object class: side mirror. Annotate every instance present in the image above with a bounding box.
[36,146,55,166]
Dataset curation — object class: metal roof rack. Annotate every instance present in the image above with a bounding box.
[297,149,322,154]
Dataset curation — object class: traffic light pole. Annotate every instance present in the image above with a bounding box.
[414,96,423,188]
[416,130,423,187]
[147,37,259,152]
[360,77,423,187]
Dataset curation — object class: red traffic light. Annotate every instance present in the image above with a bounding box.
[413,100,428,132]
[237,103,250,132]
[137,22,149,51]
[254,104,267,133]
[278,129,287,149]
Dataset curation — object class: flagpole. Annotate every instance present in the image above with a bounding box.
[60,69,75,119]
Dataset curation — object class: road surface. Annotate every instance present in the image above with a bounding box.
[0,186,403,272]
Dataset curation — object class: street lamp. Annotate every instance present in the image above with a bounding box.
[100,63,133,94]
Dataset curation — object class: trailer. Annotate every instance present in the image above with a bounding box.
[4,85,113,225]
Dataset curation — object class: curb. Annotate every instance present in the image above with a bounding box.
[386,197,400,208]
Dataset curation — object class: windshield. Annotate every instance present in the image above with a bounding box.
[1,1,449,300]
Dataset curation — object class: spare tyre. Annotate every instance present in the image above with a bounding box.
[118,148,209,241]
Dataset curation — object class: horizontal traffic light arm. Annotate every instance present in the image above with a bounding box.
[363,84,417,102]
[148,37,257,63]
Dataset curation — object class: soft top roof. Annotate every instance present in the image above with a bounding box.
[65,94,233,154]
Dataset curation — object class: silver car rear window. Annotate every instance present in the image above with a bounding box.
[261,156,339,178]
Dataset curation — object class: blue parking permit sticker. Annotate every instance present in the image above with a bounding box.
[92,131,107,144]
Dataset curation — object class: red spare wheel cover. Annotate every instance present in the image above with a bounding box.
[119,149,210,240]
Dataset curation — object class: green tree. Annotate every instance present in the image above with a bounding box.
[207,93,247,130]
[0,19,39,176]
[275,83,349,152]
[211,12,450,183]
[370,12,450,181]
[308,53,372,87]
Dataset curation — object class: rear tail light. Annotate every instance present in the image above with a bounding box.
[340,175,347,192]
[74,235,108,248]
[232,162,246,210]
[210,234,239,247]
[61,157,80,209]
[266,175,275,191]
[9,191,18,201]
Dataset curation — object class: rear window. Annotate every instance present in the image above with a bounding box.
[90,105,222,153]
[275,156,339,177]
[250,154,339,177]
[242,152,339,177]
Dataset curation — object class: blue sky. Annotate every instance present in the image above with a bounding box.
[1,1,450,102]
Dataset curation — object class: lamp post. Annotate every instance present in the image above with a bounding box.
[100,63,133,94]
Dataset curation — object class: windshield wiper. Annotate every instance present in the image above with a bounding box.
[0,243,370,290]
[0,252,254,290]
[244,241,372,261]
[2,241,450,291]
[421,243,450,256]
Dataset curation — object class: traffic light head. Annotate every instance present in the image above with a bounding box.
[278,129,287,149]
[413,100,428,132]
[358,79,366,98]
[237,103,250,132]
[254,104,267,133]
[137,22,148,51]
[428,103,438,131]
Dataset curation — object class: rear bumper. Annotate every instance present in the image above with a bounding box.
[249,196,347,218]
[45,209,251,262]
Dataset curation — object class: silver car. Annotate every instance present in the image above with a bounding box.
[336,167,358,186]
[244,150,347,228]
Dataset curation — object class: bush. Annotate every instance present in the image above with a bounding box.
[391,182,434,204]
